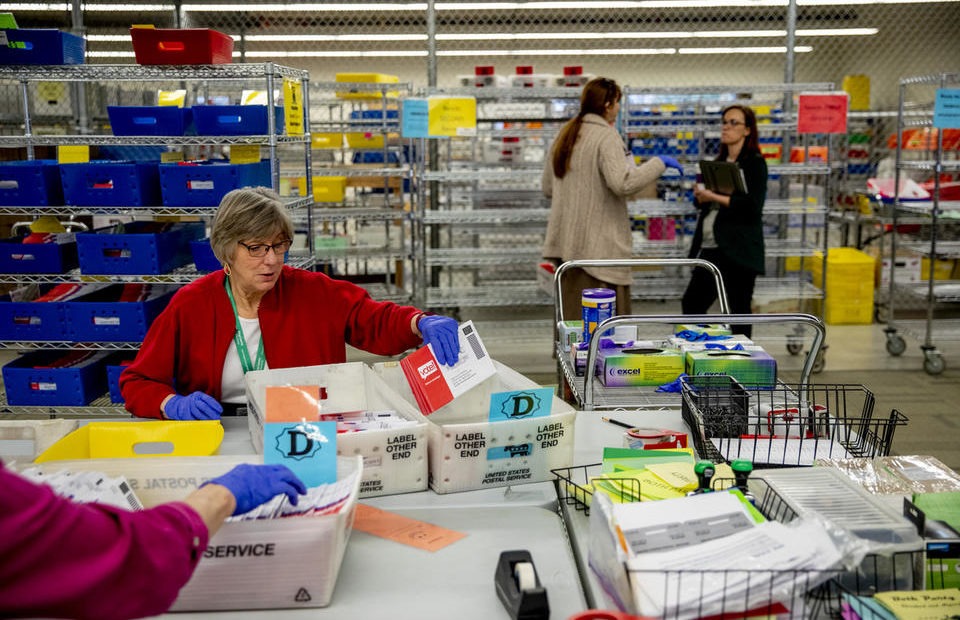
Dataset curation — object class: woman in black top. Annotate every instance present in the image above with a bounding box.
[682,104,768,337]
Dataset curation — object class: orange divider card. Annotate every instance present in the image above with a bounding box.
[265,384,321,422]
[353,504,467,552]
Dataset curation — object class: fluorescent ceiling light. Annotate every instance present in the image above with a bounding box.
[678,45,813,53]
[244,34,428,42]
[8,3,171,10]
[438,48,677,56]
[243,50,428,57]
[440,27,876,40]
[183,3,427,10]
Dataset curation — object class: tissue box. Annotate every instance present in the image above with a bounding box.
[596,346,685,387]
[685,347,777,388]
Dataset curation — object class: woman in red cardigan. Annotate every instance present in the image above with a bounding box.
[120,187,459,420]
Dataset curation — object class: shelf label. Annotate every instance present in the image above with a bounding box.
[797,92,848,134]
[283,79,305,136]
[57,145,89,164]
[934,88,960,129]
[401,97,476,138]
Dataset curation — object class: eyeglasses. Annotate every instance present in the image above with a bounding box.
[721,119,746,127]
[238,240,292,258]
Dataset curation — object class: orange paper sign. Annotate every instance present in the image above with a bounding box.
[353,503,467,552]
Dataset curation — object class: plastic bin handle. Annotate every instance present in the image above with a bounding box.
[157,41,186,52]
[133,116,159,126]
[0,180,18,189]
[216,114,243,125]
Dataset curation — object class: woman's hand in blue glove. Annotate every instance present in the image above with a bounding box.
[204,464,307,516]
[658,155,685,174]
[165,391,223,420]
[418,315,461,366]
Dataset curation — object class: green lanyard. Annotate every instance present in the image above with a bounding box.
[224,276,266,374]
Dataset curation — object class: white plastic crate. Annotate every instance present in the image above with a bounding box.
[245,362,428,498]
[24,455,362,611]
[373,359,576,494]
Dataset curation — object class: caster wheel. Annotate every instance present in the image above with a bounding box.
[875,306,889,324]
[812,350,826,374]
[786,341,803,356]
[886,335,907,356]
[923,353,946,375]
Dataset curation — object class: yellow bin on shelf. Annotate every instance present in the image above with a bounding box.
[812,247,875,325]
[335,72,400,99]
[299,176,347,203]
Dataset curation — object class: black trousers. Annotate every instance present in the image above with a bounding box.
[681,248,758,337]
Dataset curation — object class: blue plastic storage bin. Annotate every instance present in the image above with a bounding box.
[60,161,161,206]
[351,151,402,164]
[159,159,271,207]
[3,350,110,406]
[0,160,64,206]
[0,291,69,342]
[191,239,220,272]
[76,221,204,275]
[107,106,194,136]
[0,234,78,274]
[192,105,284,135]
[0,29,85,65]
[106,358,133,403]
[65,283,177,342]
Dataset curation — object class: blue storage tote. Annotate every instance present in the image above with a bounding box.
[65,283,177,342]
[0,284,78,342]
[107,106,195,137]
[0,29,85,65]
[3,350,110,407]
[192,105,284,135]
[76,221,205,275]
[159,159,271,207]
[60,161,161,207]
[106,356,134,404]
[191,238,220,272]
[0,160,64,206]
[0,233,78,274]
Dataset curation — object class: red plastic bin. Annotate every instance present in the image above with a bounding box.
[130,28,233,65]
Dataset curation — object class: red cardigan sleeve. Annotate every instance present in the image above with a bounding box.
[0,462,208,620]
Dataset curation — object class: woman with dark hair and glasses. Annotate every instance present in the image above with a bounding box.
[542,77,684,321]
[682,104,768,337]
[120,187,459,420]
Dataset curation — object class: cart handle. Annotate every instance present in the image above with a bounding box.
[552,258,730,327]
[576,312,826,411]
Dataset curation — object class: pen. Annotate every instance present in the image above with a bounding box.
[601,416,633,430]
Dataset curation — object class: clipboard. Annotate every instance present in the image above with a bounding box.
[699,160,747,195]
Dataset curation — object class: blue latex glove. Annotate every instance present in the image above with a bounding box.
[418,315,461,367]
[658,155,684,174]
[204,464,307,516]
[656,373,689,393]
[165,391,223,421]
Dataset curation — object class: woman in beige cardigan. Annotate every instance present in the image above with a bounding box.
[542,77,683,321]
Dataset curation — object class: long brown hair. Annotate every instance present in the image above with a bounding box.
[717,104,761,161]
[551,77,622,178]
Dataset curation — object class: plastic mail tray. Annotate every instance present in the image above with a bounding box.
[190,239,220,272]
[159,160,271,207]
[0,234,78,274]
[130,28,233,65]
[3,350,111,407]
[65,284,178,342]
[0,160,64,206]
[192,105,284,136]
[0,29,86,65]
[108,106,194,136]
[76,221,204,275]
[60,161,161,207]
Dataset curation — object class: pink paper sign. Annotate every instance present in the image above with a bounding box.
[797,93,849,134]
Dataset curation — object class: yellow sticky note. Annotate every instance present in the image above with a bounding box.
[158,89,186,107]
[646,462,698,493]
[58,145,89,164]
[428,97,477,137]
[230,144,261,164]
[283,78,304,136]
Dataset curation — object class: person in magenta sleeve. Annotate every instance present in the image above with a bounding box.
[0,460,306,620]
[119,186,460,420]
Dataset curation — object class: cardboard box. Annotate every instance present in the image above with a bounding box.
[245,363,428,498]
[25,455,361,611]
[373,360,576,494]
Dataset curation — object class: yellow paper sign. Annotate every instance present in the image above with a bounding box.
[161,150,184,163]
[57,145,89,164]
[427,97,477,137]
[230,144,261,164]
[37,81,66,105]
[158,89,186,107]
[283,78,304,136]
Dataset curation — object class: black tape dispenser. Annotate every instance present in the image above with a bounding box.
[495,550,550,620]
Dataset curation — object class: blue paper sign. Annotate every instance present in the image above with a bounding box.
[934,89,960,129]
[488,387,554,422]
[263,420,337,488]
[401,98,429,138]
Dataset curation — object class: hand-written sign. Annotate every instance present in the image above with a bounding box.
[797,93,848,134]
[402,97,477,138]
[934,88,960,129]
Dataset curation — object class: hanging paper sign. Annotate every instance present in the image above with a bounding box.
[934,88,960,129]
[797,93,848,134]
[428,97,477,137]
[57,145,89,164]
[283,79,305,136]
[401,98,429,138]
